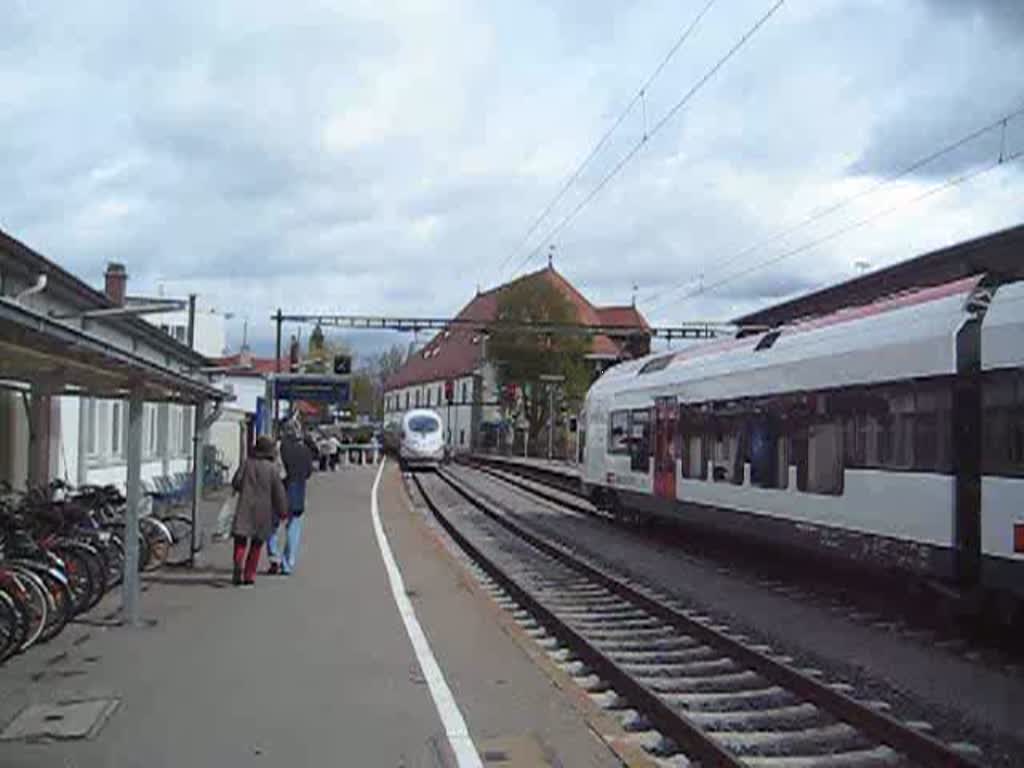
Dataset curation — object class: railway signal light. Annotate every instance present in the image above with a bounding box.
[333,353,352,375]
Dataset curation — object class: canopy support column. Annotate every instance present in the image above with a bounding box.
[189,401,206,568]
[122,387,144,626]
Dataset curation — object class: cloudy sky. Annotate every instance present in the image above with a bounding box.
[2,0,1022,356]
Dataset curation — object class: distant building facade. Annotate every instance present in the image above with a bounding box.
[383,265,650,454]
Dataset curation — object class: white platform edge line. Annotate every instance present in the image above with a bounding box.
[371,459,484,768]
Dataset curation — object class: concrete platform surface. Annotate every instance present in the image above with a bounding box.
[0,464,623,768]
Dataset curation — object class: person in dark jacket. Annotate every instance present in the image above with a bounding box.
[231,436,287,586]
[268,424,314,575]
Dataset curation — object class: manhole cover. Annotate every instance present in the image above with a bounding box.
[1,698,119,741]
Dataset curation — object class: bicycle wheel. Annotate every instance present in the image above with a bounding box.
[7,569,48,651]
[31,566,73,644]
[161,515,196,566]
[0,590,21,662]
[139,518,172,571]
[73,543,108,612]
[101,533,126,589]
[0,582,29,661]
[53,546,96,617]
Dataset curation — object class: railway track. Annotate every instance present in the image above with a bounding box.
[413,467,985,768]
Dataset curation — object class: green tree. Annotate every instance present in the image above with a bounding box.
[486,278,590,451]
[350,369,376,418]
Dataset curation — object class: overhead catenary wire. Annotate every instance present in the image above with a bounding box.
[642,101,1024,309]
[683,146,1024,301]
[508,0,787,278]
[495,0,721,279]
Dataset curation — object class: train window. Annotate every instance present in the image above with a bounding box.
[914,384,952,472]
[710,420,744,485]
[879,388,915,469]
[983,370,1024,477]
[749,416,788,489]
[678,406,708,480]
[409,415,441,434]
[629,408,651,473]
[805,421,843,495]
[681,433,707,479]
[608,410,630,454]
[638,355,673,374]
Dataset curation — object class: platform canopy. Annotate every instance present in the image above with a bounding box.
[0,295,223,403]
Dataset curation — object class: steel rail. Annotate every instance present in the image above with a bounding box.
[412,471,745,766]
[434,467,985,768]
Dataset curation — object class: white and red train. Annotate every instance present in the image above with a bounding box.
[580,275,1024,614]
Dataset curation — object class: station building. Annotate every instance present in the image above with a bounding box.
[382,264,650,454]
[0,231,224,493]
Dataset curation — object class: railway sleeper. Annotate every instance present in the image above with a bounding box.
[738,744,904,768]
[583,625,680,641]
[592,636,700,652]
[635,669,763,694]
[684,702,823,732]
[567,616,667,631]
[709,722,868,757]
[662,684,795,711]
[609,645,720,665]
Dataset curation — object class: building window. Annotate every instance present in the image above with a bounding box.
[460,429,465,446]
[85,399,99,457]
[462,381,469,404]
[182,407,194,455]
[110,401,123,457]
[404,392,409,409]
[415,390,420,407]
[426,387,432,407]
[143,404,159,458]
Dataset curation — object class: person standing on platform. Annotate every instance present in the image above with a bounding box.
[231,436,287,586]
[269,424,314,575]
[303,431,320,471]
[327,433,341,470]
[317,433,330,472]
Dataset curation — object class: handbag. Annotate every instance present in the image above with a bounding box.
[213,494,238,540]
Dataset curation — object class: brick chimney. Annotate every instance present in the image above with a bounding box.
[104,262,127,306]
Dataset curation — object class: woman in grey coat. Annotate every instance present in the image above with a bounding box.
[231,436,288,586]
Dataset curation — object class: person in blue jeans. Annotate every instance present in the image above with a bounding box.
[269,423,313,575]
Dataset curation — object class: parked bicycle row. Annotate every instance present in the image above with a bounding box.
[0,479,196,662]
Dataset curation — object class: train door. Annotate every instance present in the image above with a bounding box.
[653,397,678,500]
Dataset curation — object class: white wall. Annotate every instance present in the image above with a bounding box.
[217,375,265,414]
[208,409,247,477]
[383,366,504,453]
[145,298,226,358]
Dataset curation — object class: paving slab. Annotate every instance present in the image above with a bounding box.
[0,464,631,768]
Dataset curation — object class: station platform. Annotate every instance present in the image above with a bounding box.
[0,463,628,768]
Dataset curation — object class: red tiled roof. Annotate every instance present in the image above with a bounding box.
[384,266,649,390]
[210,353,289,376]
[596,305,650,330]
